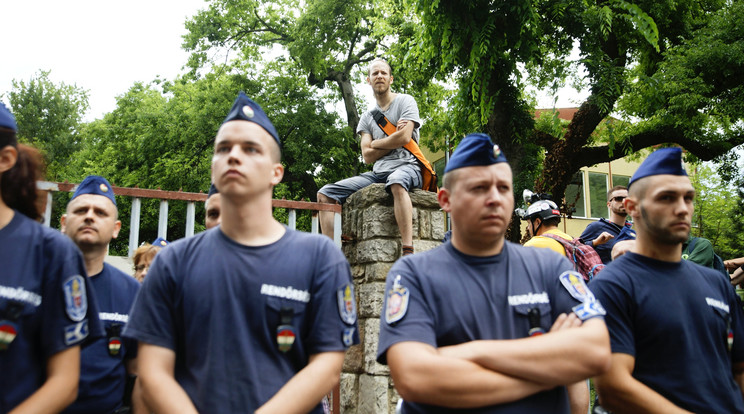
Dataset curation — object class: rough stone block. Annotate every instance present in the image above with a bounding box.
[388,379,401,414]
[411,208,419,238]
[340,373,358,414]
[343,342,363,374]
[409,188,440,209]
[365,262,394,282]
[361,204,398,238]
[363,318,389,375]
[351,264,365,281]
[347,183,392,209]
[357,239,398,264]
[413,239,441,254]
[431,211,446,240]
[359,282,385,318]
[418,210,431,239]
[358,374,389,414]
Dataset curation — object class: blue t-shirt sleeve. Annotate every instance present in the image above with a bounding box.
[579,222,600,244]
[590,274,635,356]
[42,233,103,357]
[548,260,585,319]
[725,279,744,363]
[303,240,359,354]
[123,251,177,351]
[376,258,436,365]
[122,278,141,359]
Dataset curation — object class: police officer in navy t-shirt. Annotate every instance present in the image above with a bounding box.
[60,175,143,414]
[124,92,358,413]
[377,133,611,413]
[591,147,744,413]
[0,102,102,413]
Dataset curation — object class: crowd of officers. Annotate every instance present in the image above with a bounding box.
[2,57,744,414]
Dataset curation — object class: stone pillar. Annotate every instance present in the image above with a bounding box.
[340,184,444,413]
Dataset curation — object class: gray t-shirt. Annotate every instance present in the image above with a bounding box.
[357,93,422,174]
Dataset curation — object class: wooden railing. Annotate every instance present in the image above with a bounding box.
[37,181,343,256]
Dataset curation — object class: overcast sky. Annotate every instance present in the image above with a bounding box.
[0,0,207,121]
[0,1,587,124]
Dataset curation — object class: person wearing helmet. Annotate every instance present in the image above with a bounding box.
[522,198,572,255]
[521,197,593,414]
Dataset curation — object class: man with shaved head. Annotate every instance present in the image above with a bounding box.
[125,92,358,413]
[591,147,744,413]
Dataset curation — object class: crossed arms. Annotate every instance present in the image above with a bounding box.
[386,314,610,409]
[361,119,415,164]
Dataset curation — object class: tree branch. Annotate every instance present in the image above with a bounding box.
[578,129,744,165]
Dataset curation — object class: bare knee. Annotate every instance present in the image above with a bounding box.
[389,184,406,198]
[317,192,335,204]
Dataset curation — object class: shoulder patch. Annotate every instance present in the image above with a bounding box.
[64,320,89,345]
[63,275,88,322]
[337,284,357,325]
[559,271,595,303]
[342,327,356,347]
[572,301,607,321]
[385,275,410,325]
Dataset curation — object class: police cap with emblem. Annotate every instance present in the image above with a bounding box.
[628,147,687,190]
[71,175,117,207]
[444,133,507,174]
[222,92,280,146]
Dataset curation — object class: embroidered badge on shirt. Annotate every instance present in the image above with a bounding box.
[108,337,122,356]
[64,320,89,345]
[276,326,296,353]
[0,321,18,350]
[572,301,607,321]
[277,307,295,353]
[337,284,357,325]
[63,275,87,322]
[559,271,595,303]
[386,275,410,325]
[343,327,356,347]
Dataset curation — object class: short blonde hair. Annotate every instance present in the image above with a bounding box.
[132,243,161,268]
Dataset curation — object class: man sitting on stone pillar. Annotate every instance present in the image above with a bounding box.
[377,133,611,413]
[317,58,422,256]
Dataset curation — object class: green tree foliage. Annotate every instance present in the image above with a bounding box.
[183,0,381,138]
[67,65,355,253]
[398,0,743,240]
[689,163,744,259]
[7,70,89,180]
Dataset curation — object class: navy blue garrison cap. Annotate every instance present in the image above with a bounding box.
[628,147,687,190]
[152,237,170,247]
[445,133,508,173]
[71,175,116,206]
[223,92,280,146]
[207,183,219,198]
[0,102,17,132]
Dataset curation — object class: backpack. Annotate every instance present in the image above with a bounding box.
[541,233,606,281]
[683,237,728,278]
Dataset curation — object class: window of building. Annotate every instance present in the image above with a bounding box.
[564,171,586,218]
[588,172,609,218]
[611,174,630,189]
